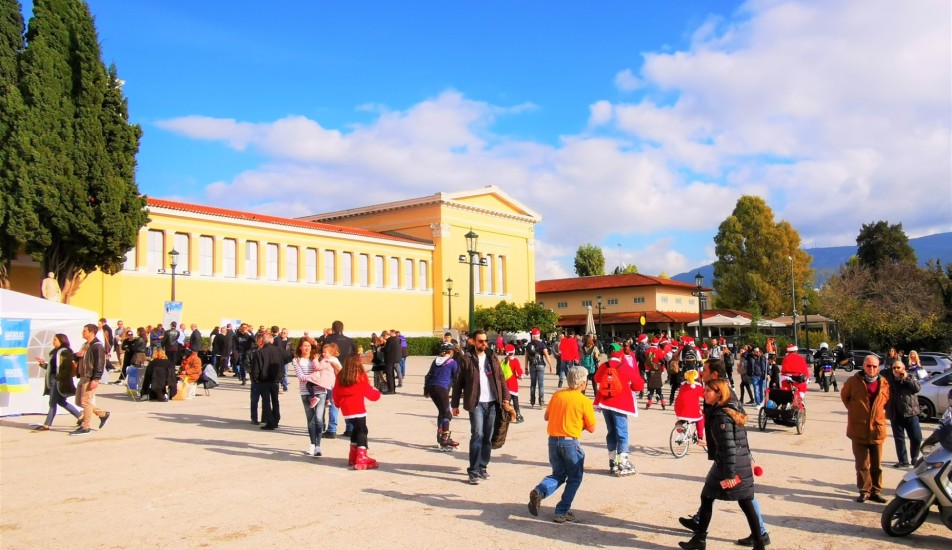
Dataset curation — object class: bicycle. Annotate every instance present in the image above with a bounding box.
[669,419,700,458]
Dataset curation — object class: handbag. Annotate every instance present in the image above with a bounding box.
[491,403,510,450]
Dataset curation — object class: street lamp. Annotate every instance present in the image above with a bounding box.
[789,255,798,348]
[595,295,605,336]
[802,295,810,352]
[443,277,459,331]
[694,273,705,339]
[458,229,487,332]
[158,248,190,301]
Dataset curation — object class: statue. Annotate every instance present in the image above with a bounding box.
[41,272,62,302]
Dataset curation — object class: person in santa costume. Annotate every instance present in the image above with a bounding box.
[593,347,645,475]
[780,344,810,397]
[501,344,525,423]
[674,369,705,447]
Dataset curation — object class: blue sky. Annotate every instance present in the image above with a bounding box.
[22,0,952,279]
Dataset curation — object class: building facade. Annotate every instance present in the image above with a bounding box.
[536,274,712,337]
[8,186,541,336]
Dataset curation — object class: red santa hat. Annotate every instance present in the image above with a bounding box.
[650,337,660,345]
[608,356,622,367]
[786,343,798,352]
[701,344,709,351]
[530,328,540,336]
[504,344,515,354]
[637,334,648,344]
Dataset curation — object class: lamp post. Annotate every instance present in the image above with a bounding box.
[595,295,605,337]
[694,273,705,339]
[802,295,810,352]
[443,277,459,331]
[157,248,190,301]
[168,249,178,301]
[789,255,798,348]
[458,230,487,332]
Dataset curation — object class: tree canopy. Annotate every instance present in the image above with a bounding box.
[1,0,147,298]
[474,301,559,335]
[856,220,916,268]
[574,244,605,277]
[611,264,638,275]
[712,196,814,316]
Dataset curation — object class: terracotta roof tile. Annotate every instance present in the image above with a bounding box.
[536,274,710,293]
[146,198,424,245]
[556,311,700,325]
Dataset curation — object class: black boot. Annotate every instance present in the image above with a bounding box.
[678,532,706,550]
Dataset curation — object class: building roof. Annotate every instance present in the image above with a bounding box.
[146,198,427,246]
[301,185,542,224]
[537,273,710,293]
[556,310,701,326]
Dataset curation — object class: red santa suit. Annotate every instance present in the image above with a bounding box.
[673,378,705,439]
[501,353,523,396]
[780,345,810,395]
[594,356,645,417]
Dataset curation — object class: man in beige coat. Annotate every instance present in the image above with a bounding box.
[840,355,891,503]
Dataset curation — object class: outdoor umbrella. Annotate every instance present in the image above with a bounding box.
[585,305,596,336]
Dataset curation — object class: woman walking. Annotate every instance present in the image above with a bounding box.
[679,378,765,549]
[34,334,82,431]
[293,338,324,457]
[424,342,460,450]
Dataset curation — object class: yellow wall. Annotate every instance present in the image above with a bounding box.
[13,188,540,337]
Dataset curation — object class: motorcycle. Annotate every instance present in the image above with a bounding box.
[838,357,855,372]
[881,407,952,536]
[819,363,836,392]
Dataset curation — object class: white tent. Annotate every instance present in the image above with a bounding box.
[0,289,98,416]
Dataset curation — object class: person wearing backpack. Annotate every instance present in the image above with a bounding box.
[580,335,599,397]
[593,346,645,476]
[525,328,553,408]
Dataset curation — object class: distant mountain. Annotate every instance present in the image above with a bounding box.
[673,232,952,287]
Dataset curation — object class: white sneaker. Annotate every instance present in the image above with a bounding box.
[308,444,317,456]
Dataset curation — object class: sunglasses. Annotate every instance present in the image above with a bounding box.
[475,339,488,343]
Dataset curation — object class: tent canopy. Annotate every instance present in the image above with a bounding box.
[688,314,786,328]
[0,289,99,321]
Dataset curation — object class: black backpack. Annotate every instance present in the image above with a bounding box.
[682,348,698,369]
[527,342,545,366]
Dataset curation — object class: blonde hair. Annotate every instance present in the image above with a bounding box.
[908,350,920,364]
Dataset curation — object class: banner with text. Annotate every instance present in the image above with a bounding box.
[0,318,32,393]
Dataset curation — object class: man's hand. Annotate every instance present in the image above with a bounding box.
[452,408,460,417]
[88,380,99,391]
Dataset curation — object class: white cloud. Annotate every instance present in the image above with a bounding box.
[614,68,642,92]
[156,0,951,279]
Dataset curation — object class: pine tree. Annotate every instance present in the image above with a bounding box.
[16,0,147,299]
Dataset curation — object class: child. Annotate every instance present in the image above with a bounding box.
[527,366,597,523]
[306,342,340,408]
[645,352,667,409]
[332,352,382,470]
[424,342,460,450]
[500,344,525,423]
[593,350,645,476]
[673,369,705,446]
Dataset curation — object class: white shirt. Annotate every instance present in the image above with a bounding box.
[477,353,494,403]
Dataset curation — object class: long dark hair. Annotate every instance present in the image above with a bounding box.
[338,353,367,387]
[54,333,71,350]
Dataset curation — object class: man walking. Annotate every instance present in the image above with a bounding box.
[251,333,291,430]
[841,355,891,503]
[749,347,767,406]
[525,328,553,407]
[70,324,111,436]
[452,329,512,485]
[558,330,581,388]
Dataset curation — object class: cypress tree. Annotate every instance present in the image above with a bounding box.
[16,0,147,299]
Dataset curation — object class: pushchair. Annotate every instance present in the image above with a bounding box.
[757,376,805,435]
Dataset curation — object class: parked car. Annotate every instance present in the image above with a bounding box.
[850,349,882,366]
[917,368,952,422]
[918,352,952,377]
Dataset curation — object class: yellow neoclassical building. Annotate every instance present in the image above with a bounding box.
[8,186,541,336]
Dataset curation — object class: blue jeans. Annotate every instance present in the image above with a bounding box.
[301,393,326,446]
[751,376,765,404]
[250,382,262,423]
[325,391,354,434]
[44,382,82,426]
[400,356,407,376]
[534,436,586,515]
[892,415,923,464]
[529,365,546,404]
[467,401,497,475]
[602,409,629,454]
[559,360,578,385]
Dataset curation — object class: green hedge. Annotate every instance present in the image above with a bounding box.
[199,336,443,356]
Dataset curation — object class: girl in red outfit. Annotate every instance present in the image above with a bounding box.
[332,353,382,470]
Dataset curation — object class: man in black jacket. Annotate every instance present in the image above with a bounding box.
[383,330,403,394]
[162,322,182,366]
[188,324,203,353]
[251,333,292,430]
[235,324,256,385]
[324,321,356,437]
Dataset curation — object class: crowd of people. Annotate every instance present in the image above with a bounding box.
[33,317,949,546]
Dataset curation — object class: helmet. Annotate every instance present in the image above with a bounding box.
[820,342,829,350]
[836,343,843,349]
[438,342,455,354]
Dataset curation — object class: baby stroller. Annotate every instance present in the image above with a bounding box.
[757,375,805,435]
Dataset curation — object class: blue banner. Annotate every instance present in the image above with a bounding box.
[0,318,31,393]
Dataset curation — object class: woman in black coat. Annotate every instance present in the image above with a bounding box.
[35,333,82,431]
[141,348,176,401]
[679,378,764,550]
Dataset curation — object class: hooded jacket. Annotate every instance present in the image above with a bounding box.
[702,403,754,501]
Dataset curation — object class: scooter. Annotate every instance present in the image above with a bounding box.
[819,363,836,392]
[881,408,952,536]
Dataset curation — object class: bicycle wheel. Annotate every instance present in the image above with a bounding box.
[670,422,691,458]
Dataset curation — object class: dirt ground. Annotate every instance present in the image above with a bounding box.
[1,360,949,549]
